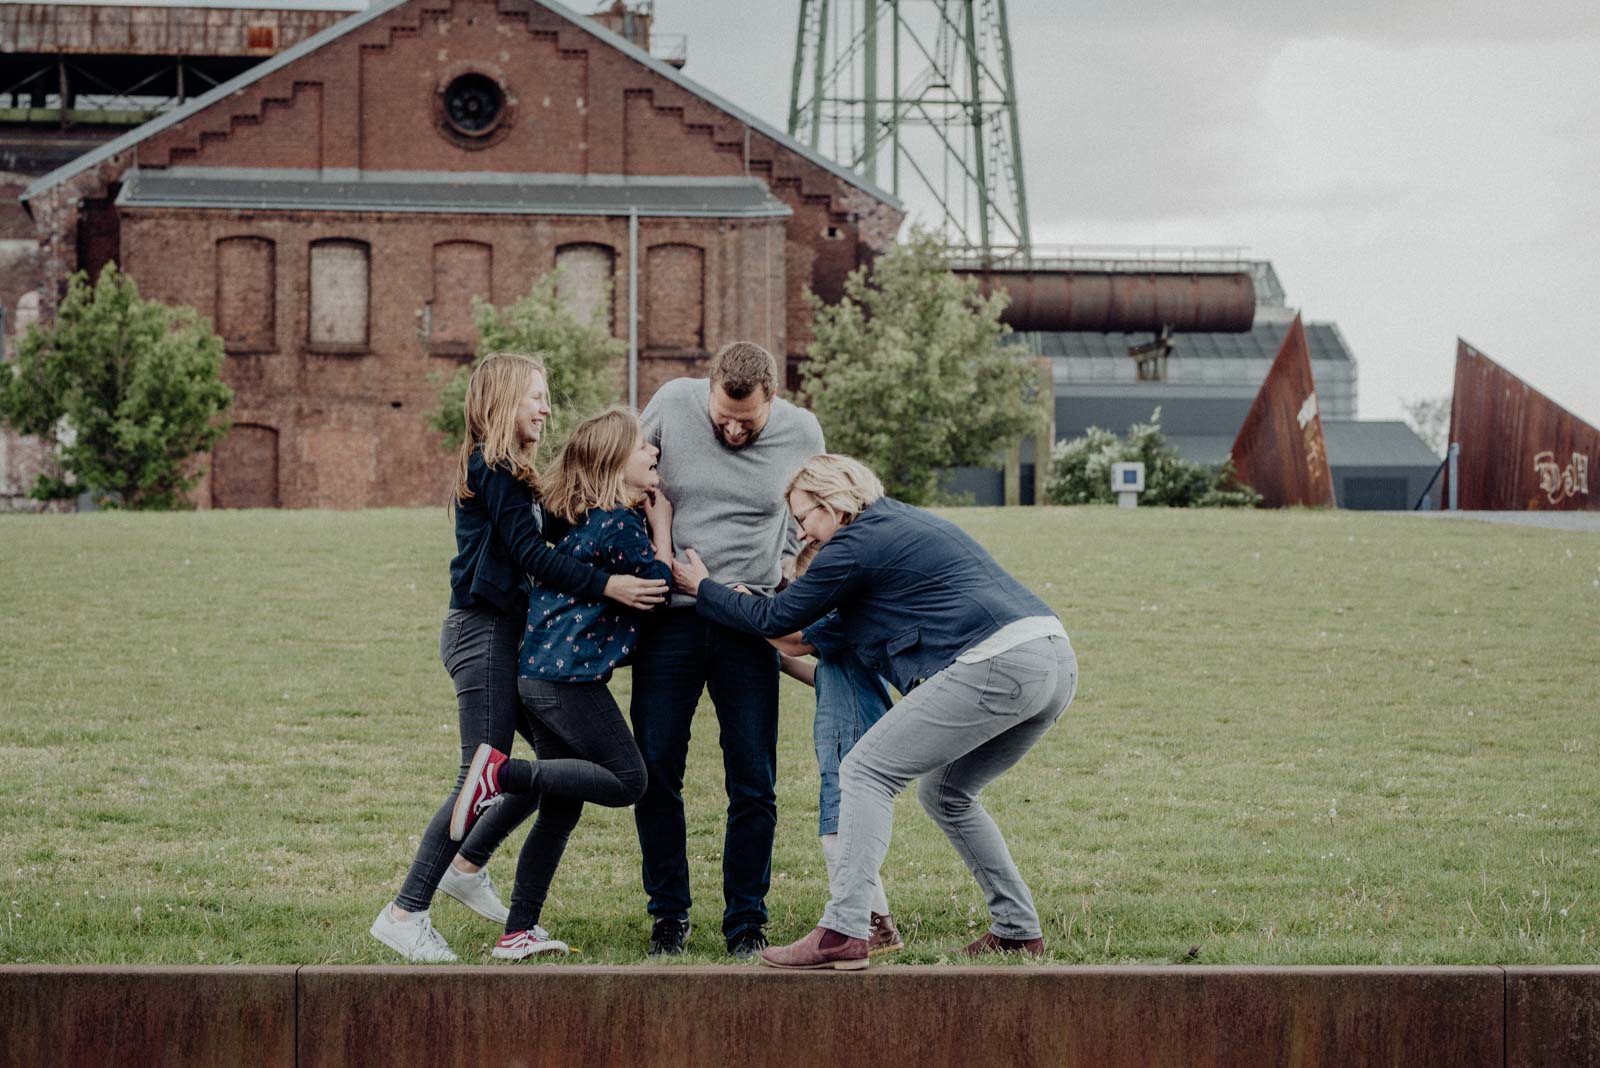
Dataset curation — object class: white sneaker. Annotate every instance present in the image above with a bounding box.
[370,904,458,963]
[438,865,510,925]
[492,925,570,960]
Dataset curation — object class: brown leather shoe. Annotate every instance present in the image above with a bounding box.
[868,912,904,957]
[759,926,869,971]
[962,931,1045,958]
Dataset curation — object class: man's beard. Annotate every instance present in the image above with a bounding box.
[712,422,763,449]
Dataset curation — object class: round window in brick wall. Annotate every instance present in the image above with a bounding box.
[434,68,515,149]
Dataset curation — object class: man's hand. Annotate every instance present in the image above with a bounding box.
[673,547,712,594]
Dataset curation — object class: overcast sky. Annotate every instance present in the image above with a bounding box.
[662,0,1600,425]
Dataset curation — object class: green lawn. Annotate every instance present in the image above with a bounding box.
[1,506,1596,966]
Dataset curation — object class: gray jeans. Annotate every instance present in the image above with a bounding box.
[820,633,1078,941]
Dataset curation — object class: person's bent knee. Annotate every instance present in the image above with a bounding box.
[916,774,974,821]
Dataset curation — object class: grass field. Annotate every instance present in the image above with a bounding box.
[1,506,1596,966]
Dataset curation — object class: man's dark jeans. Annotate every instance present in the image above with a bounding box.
[630,607,779,938]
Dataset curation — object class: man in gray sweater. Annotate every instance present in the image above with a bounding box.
[632,341,825,957]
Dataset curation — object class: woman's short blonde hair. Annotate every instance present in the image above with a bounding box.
[785,453,885,523]
[451,352,545,503]
[539,406,647,523]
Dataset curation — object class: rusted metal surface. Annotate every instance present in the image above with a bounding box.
[1444,340,1599,511]
[1506,967,1600,1067]
[0,965,296,1068]
[955,267,1256,334]
[296,964,1502,1067]
[1230,315,1337,508]
[0,4,354,57]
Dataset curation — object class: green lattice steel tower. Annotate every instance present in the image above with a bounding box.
[788,0,1031,262]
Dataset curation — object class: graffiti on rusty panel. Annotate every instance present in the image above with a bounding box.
[1229,315,1337,508]
[1445,341,1600,511]
[1532,451,1589,505]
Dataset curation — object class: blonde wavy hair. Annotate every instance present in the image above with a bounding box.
[451,352,546,504]
[539,406,647,523]
[785,453,885,526]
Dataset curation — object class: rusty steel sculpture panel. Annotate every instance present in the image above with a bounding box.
[1229,315,1337,508]
[1445,341,1598,511]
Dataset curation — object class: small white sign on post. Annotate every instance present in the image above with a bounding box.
[1111,461,1145,508]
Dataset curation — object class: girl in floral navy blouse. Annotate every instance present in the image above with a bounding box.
[459,406,675,960]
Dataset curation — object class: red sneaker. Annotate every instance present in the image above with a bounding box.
[492,926,570,960]
[449,743,508,841]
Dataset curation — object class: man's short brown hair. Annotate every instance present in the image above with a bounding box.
[709,341,778,400]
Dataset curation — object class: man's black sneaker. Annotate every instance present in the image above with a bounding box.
[726,927,769,959]
[648,917,691,956]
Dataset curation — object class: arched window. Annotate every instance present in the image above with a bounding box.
[645,243,704,351]
[430,241,493,355]
[555,243,616,332]
[308,239,370,350]
[215,236,276,353]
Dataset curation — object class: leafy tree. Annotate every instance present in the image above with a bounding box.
[1401,394,1450,456]
[431,272,625,457]
[1044,408,1260,508]
[0,264,232,509]
[800,227,1038,504]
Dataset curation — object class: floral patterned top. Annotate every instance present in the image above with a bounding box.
[519,505,672,683]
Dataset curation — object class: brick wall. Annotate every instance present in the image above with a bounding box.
[119,209,788,508]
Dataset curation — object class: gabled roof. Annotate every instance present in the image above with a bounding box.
[24,0,901,210]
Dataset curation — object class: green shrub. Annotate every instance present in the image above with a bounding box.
[1044,408,1261,508]
[0,264,232,509]
[801,227,1038,504]
[430,272,624,456]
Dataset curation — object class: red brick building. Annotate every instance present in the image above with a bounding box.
[19,0,902,508]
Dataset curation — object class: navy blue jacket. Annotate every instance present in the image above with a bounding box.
[694,497,1054,694]
[521,506,673,682]
[448,449,609,615]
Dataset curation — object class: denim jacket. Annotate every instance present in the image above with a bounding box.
[695,497,1053,694]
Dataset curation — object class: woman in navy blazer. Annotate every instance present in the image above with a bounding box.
[370,353,668,964]
[681,453,1078,970]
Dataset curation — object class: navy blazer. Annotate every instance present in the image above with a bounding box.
[448,449,609,615]
[694,497,1054,694]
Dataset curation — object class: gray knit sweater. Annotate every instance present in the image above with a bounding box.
[642,377,825,603]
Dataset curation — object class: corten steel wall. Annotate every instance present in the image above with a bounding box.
[0,4,354,57]
[6,964,1600,1067]
[118,209,787,509]
[1444,340,1599,511]
[957,268,1256,334]
[1230,315,1337,508]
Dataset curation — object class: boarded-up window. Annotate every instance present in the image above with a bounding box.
[645,243,704,350]
[431,241,492,355]
[308,239,369,349]
[216,236,276,352]
[555,243,615,331]
[211,424,279,508]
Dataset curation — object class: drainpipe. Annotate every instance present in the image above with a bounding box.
[1447,441,1459,511]
[628,208,639,409]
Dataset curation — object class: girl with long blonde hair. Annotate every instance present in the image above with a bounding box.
[450,405,674,959]
[371,356,668,964]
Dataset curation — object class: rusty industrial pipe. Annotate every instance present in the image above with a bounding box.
[954,268,1257,334]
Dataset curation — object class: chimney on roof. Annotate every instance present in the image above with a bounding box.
[588,1,687,68]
